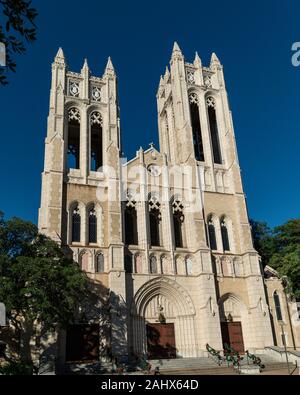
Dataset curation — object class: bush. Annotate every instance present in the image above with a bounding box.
[0,360,33,375]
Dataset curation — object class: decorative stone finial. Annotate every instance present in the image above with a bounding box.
[54,47,65,64]
[105,56,115,75]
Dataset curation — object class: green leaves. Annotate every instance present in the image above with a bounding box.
[0,0,38,85]
[0,214,38,257]
[0,211,90,332]
[251,218,300,299]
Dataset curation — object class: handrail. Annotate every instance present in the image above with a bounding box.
[206,343,223,365]
[245,350,265,369]
[223,343,243,371]
[290,360,298,375]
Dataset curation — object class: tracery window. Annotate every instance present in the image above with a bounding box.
[206,96,222,164]
[207,215,217,250]
[90,111,103,171]
[149,195,161,247]
[124,197,138,245]
[220,217,230,252]
[68,108,80,169]
[172,199,184,248]
[71,204,81,243]
[273,291,283,321]
[88,205,97,244]
[189,93,204,162]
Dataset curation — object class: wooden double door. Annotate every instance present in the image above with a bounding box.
[146,323,176,359]
[66,324,100,363]
[221,321,244,353]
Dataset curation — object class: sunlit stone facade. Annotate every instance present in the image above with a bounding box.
[38,44,299,366]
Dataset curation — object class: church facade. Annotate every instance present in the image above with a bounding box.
[38,43,299,365]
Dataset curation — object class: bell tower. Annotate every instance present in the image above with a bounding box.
[157,42,245,197]
[38,48,127,359]
[156,43,274,350]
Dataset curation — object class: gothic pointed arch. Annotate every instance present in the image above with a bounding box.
[148,192,161,247]
[90,111,103,171]
[87,203,97,244]
[206,95,222,164]
[171,195,185,248]
[124,192,138,245]
[218,293,246,321]
[273,290,283,321]
[220,215,231,252]
[67,107,80,169]
[131,277,196,317]
[189,91,204,161]
[207,213,218,250]
[69,200,83,243]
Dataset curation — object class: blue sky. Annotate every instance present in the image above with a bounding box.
[0,0,299,228]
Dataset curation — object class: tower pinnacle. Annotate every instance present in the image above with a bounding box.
[54,47,65,64]
[210,52,221,66]
[105,56,115,75]
[172,41,182,53]
[194,51,202,67]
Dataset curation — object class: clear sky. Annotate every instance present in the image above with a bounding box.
[0,0,299,228]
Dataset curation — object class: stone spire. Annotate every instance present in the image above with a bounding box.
[164,66,170,80]
[210,52,221,67]
[54,47,65,64]
[172,41,182,54]
[81,58,89,72]
[171,41,183,62]
[194,51,202,67]
[81,58,90,99]
[104,56,115,76]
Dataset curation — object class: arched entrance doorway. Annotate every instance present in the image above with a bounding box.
[131,277,197,358]
[218,293,247,353]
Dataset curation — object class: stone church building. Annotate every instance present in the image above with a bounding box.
[38,43,300,366]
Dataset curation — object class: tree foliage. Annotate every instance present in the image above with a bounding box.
[0,0,37,85]
[250,219,274,267]
[251,218,300,299]
[0,212,90,332]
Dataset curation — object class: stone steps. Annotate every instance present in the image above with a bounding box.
[148,356,296,373]
[162,366,235,375]
[148,357,217,370]
[155,362,295,375]
[262,362,295,370]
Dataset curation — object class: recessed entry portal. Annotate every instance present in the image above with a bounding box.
[132,278,197,358]
[66,324,99,363]
[146,323,176,359]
